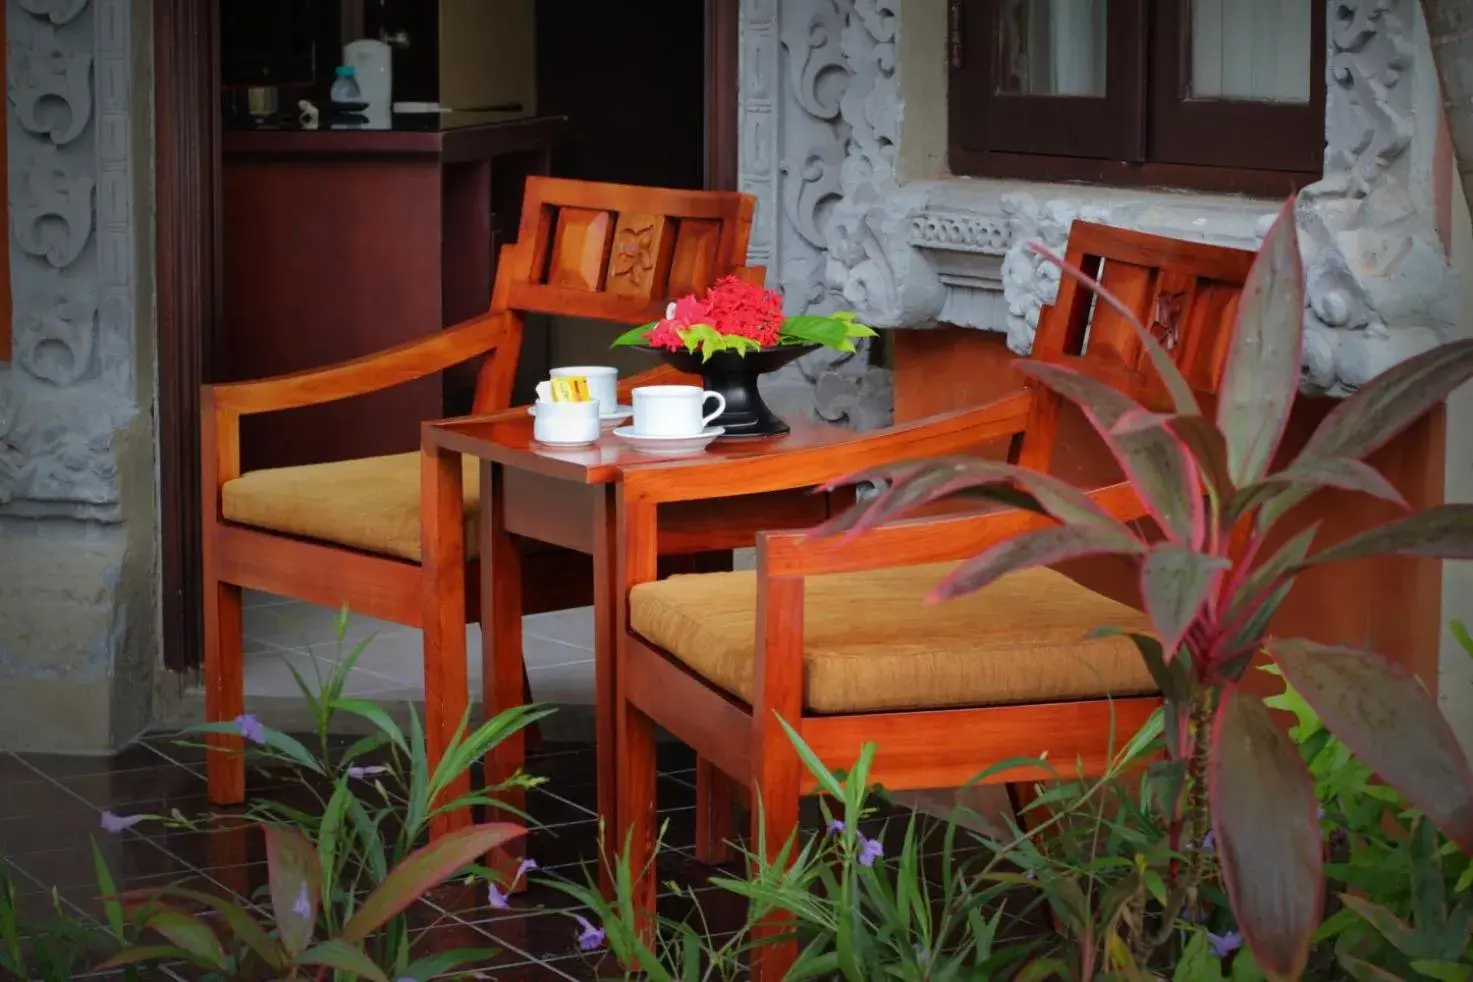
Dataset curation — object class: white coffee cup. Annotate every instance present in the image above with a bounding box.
[532,399,600,445]
[631,385,726,437]
[551,365,618,416]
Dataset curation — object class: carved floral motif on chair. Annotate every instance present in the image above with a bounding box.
[611,222,658,291]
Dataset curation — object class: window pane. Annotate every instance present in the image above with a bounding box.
[997,0,1108,97]
[1190,0,1311,103]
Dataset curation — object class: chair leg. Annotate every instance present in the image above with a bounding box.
[695,759,738,864]
[750,746,802,982]
[618,696,660,953]
[203,576,245,805]
[1008,781,1065,934]
[522,671,542,753]
[1007,781,1049,834]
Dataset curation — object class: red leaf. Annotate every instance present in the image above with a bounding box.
[1210,688,1322,980]
[1261,458,1408,508]
[263,824,322,958]
[1017,361,1203,545]
[1217,198,1304,488]
[1300,504,1473,567]
[931,525,1145,603]
[1139,544,1229,661]
[1115,411,1236,504]
[1267,638,1473,853]
[1298,338,1473,465]
[295,940,391,982]
[339,822,523,944]
[1222,524,1320,634]
[140,906,228,970]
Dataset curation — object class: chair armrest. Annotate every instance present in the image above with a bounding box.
[207,310,515,416]
[757,480,1146,577]
[619,391,1035,505]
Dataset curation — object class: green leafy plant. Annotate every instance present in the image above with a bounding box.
[99,821,519,980]
[818,195,1473,978]
[568,713,1174,982]
[1266,642,1473,981]
[75,615,550,979]
[0,854,119,982]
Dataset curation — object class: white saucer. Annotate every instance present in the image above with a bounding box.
[533,435,598,448]
[600,404,633,427]
[612,425,724,455]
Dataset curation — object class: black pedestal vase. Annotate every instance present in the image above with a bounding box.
[636,343,818,439]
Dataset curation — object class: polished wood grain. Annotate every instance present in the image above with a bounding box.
[200,178,758,814]
[610,223,1260,980]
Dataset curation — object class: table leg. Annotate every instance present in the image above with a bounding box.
[592,485,619,898]
[422,445,472,839]
[482,461,528,877]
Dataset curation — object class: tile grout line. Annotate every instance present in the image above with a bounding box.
[5,748,269,911]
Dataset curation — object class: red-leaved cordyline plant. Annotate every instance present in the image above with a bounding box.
[814,196,1473,979]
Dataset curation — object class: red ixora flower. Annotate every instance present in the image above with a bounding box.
[644,277,784,351]
[702,276,784,347]
[645,294,711,351]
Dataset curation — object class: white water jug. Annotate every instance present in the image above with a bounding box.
[344,39,392,127]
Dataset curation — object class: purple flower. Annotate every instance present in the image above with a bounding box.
[573,913,605,951]
[858,836,884,868]
[346,765,388,779]
[1024,871,1037,880]
[1200,830,1216,854]
[1207,930,1243,959]
[487,858,537,911]
[234,713,267,745]
[99,811,145,834]
[291,882,311,920]
[1316,805,1327,821]
[827,819,845,835]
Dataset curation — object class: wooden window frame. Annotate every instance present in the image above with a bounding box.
[948,0,1325,195]
[1149,0,1326,173]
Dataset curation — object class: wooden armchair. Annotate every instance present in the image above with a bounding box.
[201,177,756,808]
[613,223,1257,981]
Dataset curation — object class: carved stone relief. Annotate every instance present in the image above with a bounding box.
[1,0,138,518]
[739,0,1458,403]
[741,0,903,429]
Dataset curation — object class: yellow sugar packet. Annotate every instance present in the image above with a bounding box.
[548,376,591,403]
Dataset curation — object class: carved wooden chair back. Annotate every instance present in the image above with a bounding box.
[472,177,759,412]
[1017,221,1258,474]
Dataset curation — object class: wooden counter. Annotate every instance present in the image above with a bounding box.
[219,114,565,472]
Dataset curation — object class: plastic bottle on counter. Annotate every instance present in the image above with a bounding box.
[329,65,362,105]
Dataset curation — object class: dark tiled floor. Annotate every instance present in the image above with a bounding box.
[0,729,1043,980]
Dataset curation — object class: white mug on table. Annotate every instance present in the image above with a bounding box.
[532,398,600,445]
[550,365,618,416]
[631,385,726,437]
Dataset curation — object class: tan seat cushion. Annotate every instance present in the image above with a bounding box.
[629,564,1158,714]
[222,453,479,562]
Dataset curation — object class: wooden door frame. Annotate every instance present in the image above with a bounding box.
[155,0,221,673]
[153,0,742,672]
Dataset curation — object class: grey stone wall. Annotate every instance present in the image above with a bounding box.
[741,0,1461,406]
[0,0,157,752]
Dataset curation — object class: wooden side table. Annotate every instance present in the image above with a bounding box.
[419,407,852,882]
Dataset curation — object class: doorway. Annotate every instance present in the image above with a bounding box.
[153,0,740,674]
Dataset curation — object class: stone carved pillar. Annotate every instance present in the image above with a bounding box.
[739,0,900,430]
[740,0,1460,403]
[0,0,156,751]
